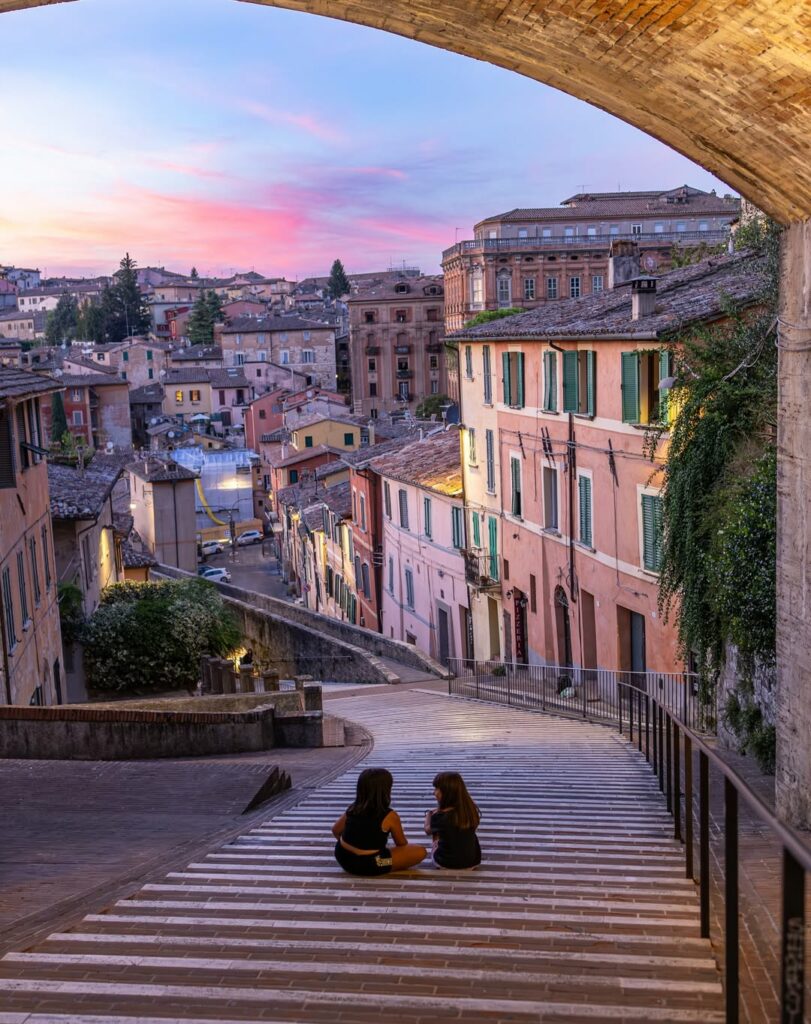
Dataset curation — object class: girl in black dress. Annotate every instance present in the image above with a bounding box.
[332,767,427,876]
[424,771,482,870]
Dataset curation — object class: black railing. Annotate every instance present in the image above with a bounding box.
[461,553,500,590]
[441,228,731,261]
[618,680,807,1024]
[447,657,708,731]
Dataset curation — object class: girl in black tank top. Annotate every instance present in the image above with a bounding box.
[332,767,427,876]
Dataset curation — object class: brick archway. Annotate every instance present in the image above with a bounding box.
[3,0,809,220]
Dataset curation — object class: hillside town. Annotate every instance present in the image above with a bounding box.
[0,184,750,706]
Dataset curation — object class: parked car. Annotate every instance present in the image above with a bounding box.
[200,540,224,556]
[198,566,231,583]
[236,530,262,546]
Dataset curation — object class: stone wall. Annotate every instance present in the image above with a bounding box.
[716,645,777,757]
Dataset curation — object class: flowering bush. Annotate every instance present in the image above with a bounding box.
[82,577,242,693]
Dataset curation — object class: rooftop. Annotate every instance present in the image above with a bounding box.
[0,366,63,403]
[127,457,198,483]
[219,314,334,334]
[453,250,766,341]
[276,444,343,469]
[48,461,122,520]
[170,345,223,362]
[129,383,164,403]
[348,275,444,303]
[370,428,463,497]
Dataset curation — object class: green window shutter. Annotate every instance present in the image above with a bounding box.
[502,352,512,406]
[621,352,640,423]
[642,494,663,571]
[516,353,525,408]
[472,511,480,547]
[659,349,671,423]
[423,496,432,538]
[488,516,498,581]
[578,475,592,547]
[510,457,522,516]
[562,351,579,412]
[585,350,596,416]
[452,507,463,548]
[544,351,558,412]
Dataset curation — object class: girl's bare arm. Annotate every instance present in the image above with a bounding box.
[331,813,346,839]
[385,811,408,847]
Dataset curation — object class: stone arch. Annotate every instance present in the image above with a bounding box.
[4,0,808,219]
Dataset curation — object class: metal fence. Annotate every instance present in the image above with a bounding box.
[447,657,711,733]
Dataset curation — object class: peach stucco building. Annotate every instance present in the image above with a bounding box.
[454,249,764,674]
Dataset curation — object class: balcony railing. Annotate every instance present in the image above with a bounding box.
[394,344,412,354]
[463,550,500,589]
[365,345,380,355]
[442,228,730,261]
[396,369,414,379]
[426,342,444,353]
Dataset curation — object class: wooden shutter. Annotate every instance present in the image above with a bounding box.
[516,352,525,408]
[511,457,521,516]
[621,352,640,423]
[659,349,671,423]
[0,408,15,489]
[563,351,579,412]
[488,516,498,581]
[398,489,409,529]
[502,352,512,406]
[472,511,481,548]
[544,351,558,412]
[579,476,592,547]
[642,494,663,571]
[383,482,391,519]
[423,497,432,538]
[485,429,495,492]
[585,350,596,416]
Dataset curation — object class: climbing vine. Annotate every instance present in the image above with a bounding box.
[648,218,780,765]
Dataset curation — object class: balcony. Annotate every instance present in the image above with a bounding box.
[394,344,412,354]
[463,550,500,590]
[426,342,444,353]
[396,369,414,380]
[365,345,381,355]
[441,228,731,262]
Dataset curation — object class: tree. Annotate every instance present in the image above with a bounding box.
[76,302,106,344]
[326,259,351,300]
[81,577,242,694]
[186,290,224,346]
[416,394,451,419]
[101,253,151,344]
[190,266,199,279]
[50,391,68,441]
[45,292,79,346]
[464,307,524,327]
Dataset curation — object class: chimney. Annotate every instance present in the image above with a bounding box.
[608,239,640,290]
[631,277,657,320]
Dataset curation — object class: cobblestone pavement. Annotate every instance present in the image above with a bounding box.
[0,688,723,1022]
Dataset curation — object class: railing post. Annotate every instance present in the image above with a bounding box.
[637,690,643,752]
[617,678,622,734]
[699,750,710,939]
[658,705,665,793]
[725,777,739,1024]
[665,712,673,814]
[506,664,512,706]
[629,688,634,744]
[645,695,650,762]
[652,697,658,773]
[684,735,694,879]
[781,848,805,1024]
[673,719,682,842]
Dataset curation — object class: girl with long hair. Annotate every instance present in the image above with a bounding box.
[424,771,482,870]
[332,767,427,876]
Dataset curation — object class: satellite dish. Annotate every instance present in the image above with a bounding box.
[168,431,175,439]
[149,417,158,425]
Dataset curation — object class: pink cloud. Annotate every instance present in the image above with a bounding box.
[240,101,345,144]
[145,158,232,182]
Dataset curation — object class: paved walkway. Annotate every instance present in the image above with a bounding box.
[0,689,723,1023]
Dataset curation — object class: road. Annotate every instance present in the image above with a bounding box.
[200,540,290,601]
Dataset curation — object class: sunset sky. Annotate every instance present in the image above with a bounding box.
[0,0,733,281]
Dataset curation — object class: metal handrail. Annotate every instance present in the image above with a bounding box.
[441,228,730,261]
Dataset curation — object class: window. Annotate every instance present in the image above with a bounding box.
[289,469,299,484]
[530,573,537,613]
[546,277,558,300]
[234,353,245,366]
[564,227,574,238]
[578,475,593,547]
[699,220,709,232]
[429,355,439,370]
[0,408,14,489]
[258,351,267,361]
[384,481,392,519]
[543,466,558,529]
[41,525,51,590]
[122,351,129,363]
[592,275,604,294]
[343,432,354,446]
[397,357,409,372]
[631,223,642,235]
[569,277,581,298]
[281,350,290,364]
[190,389,201,402]
[175,390,183,404]
[395,309,407,323]
[361,562,371,599]
[562,350,596,416]
[72,410,84,425]
[354,555,361,591]
[482,346,492,404]
[303,350,315,363]
[398,381,409,400]
[147,368,154,380]
[471,272,483,305]
[17,550,29,625]
[485,429,496,493]
[359,494,367,531]
[502,352,525,408]
[642,493,663,571]
[404,568,415,609]
[676,221,687,233]
[543,351,558,412]
[430,380,439,395]
[471,510,481,548]
[388,556,394,593]
[368,358,376,372]
[303,331,311,341]
[487,516,498,580]
[364,311,376,324]
[510,456,522,517]
[146,349,153,361]
[468,427,477,465]
[464,346,473,379]
[542,228,552,238]
[523,278,536,300]
[1,567,15,649]
[587,226,597,237]
[304,435,314,448]
[71,389,81,402]
[609,225,620,236]
[518,228,528,239]
[621,349,671,424]
[29,537,41,606]
[427,308,439,322]
[369,383,377,397]
[497,275,512,307]
[398,489,409,529]
[451,506,464,548]
[423,496,432,538]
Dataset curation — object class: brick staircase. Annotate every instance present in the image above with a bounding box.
[0,690,724,1023]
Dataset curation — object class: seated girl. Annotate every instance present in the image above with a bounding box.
[424,771,482,870]
[332,767,427,876]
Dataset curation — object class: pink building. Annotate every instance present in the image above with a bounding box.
[371,429,468,664]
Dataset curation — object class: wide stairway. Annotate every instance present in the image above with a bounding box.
[0,689,723,1023]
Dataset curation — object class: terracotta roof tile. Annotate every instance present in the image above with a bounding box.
[370,428,462,497]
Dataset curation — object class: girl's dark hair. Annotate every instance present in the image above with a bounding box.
[348,767,393,817]
[433,771,480,830]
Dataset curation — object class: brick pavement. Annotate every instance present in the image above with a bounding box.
[0,688,724,1022]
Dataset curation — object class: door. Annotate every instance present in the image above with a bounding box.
[630,611,646,688]
[437,606,450,665]
[554,586,573,667]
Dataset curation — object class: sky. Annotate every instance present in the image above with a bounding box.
[0,0,734,281]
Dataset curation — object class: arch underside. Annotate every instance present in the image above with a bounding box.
[3,0,810,222]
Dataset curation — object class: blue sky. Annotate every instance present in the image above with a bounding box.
[0,0,734,279]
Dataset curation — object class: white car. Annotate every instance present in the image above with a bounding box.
[198,566,231,583]
[200,540,224,556]
[236,530,262,546]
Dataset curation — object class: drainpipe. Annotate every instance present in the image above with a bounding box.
[0,578,13,704]
[567,412,578,606]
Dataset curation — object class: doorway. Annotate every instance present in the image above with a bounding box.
[437,605,450,665]
[581,590,597,670]
[487,597,500,660]
[554,586,573,667]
